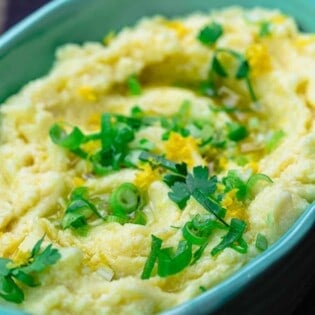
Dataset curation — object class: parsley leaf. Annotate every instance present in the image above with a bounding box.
[141,153,228,225]
[186,166,217,195]
[0,237,61,304]
[168,182,191,209]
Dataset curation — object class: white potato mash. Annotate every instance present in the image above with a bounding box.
[0,7,315,315]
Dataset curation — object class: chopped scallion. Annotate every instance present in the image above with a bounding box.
[109,183,141,216]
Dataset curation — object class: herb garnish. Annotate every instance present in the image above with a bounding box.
[127,75,142,96]
[210,48,257,102]
[197,24,258,102]
[0,237,61,304]
[266,130,285,152]
[255,233,268,251]
[259,21,272,37]
[223,170,273,201]
[62,184,145,233]
[49,112,150,175]
[139,151,228,225]
[197,23,223,46]
[62,187,105,234]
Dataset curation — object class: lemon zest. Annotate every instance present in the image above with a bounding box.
[164,21,188,38]
[222,189,247,221]
[77,86,97,102]
[81,140,101,155]
[164,132,198,167]
[271,14,286,25]
[134,164,160,190]
[73,176,86,187]
[87,113,101,130]
[246,43,271,76]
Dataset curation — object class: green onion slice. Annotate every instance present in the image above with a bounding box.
[109,183,141,216]
[49,123,85,150]
[247,173,273,198]
[157,240,192,277]
[211,218,247,256]
[182,222,208,245]
[141,235,162,279]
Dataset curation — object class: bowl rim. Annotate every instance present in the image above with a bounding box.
[0,1,315,314]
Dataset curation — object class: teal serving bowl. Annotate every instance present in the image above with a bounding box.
[0,1,315,314]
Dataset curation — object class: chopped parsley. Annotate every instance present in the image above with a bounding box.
[0,237,60,304]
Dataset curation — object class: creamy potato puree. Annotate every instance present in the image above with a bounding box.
[1,7,315,315]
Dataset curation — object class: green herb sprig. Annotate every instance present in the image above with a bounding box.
[0,237,61,304]
[197,24,258,102]
[61,187,105,234]
[139,151,228,226]
[49,110,153,175]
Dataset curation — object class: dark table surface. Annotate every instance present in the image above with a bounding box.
[1,1,315,314]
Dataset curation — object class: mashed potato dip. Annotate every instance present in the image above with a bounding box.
[1,6,315,315]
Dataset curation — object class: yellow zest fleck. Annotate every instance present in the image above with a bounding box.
[85,251,110,271]
[271,14,286,25]
[216,183,225,193]
[73,176,86,187]
[134,164,160,190]
[1,237,24,258]
[164,21,188,38]
[218,157,229,171]
[103,31,116,46]
[164,132,198,167]
[246,161,259,173]
[87,113,101,130]
[81,140,101,155]
[221,190,246,221]
[246,43,271,76]
[295,36,315,49]
[56,78,67,92]
[77,86,97,102]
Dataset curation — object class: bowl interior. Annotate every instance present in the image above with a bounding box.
[0,0,315,314]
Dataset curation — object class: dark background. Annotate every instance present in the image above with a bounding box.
[1,1,315,314]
